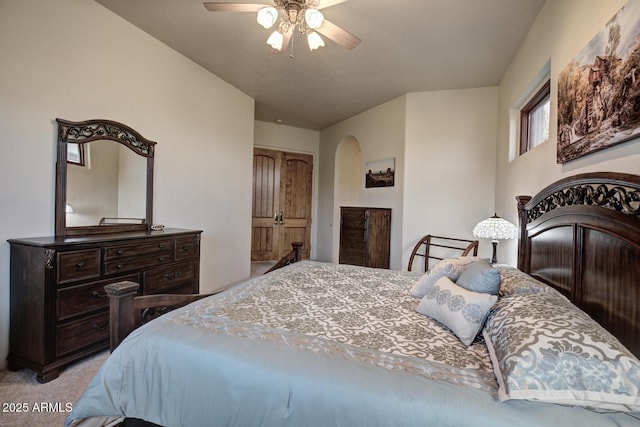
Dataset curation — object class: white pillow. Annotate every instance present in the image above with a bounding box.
[410,256,482,298]
[416,276,497,346]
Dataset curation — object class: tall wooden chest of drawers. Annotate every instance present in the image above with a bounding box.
[339,207,391,269]
[7,228,202,382]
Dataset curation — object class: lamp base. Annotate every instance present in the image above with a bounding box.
[491,241,498,264]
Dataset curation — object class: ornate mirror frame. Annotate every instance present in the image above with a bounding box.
[55,118,156,237]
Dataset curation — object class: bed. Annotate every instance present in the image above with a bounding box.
[65,172,640,427]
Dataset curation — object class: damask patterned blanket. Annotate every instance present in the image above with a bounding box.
[66,261,639,427]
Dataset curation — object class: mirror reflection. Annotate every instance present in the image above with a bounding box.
[66,141,147,227]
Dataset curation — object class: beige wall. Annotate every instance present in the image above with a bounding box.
[495,0,640,265]
[253,120,320,258]
[0,0,255,368]
[318,96,407,270]
[318,88,498,270]
[404,87,499,266]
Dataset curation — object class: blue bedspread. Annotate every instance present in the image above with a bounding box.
[66,261,640,426]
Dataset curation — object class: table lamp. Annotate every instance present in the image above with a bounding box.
[472,213,517,263]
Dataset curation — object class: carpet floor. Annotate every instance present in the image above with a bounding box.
[0,350,108,426]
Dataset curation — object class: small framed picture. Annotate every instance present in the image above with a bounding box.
[67,143,85,166]
[365,157,395,188]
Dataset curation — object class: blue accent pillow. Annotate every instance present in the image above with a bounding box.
[455,259,500,295]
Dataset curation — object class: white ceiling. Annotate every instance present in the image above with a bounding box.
[94,0,546,130]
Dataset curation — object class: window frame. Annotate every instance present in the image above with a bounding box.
[519,79,550,155]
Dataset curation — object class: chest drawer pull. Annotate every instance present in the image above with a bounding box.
[76,262,85,269]
[91,321,109,331]
[116,249,124,255]
[158,244,165,249]
[165,272,179,280]
[158,257,165,262]
[182,246,189,251]
[116,264,123,270]
[92,290,108,298]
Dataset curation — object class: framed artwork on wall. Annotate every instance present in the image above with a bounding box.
[557,0,640,163]
[365,157,395,188]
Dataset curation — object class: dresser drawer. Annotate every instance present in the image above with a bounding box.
[144,261,196,294]
[56,311,110,357]
[175,237,198,261]
[57,274,139,321]
[104,239,173,260]
[104,252,172,275]
[57,250,101,284]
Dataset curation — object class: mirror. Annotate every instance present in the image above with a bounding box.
[55,119,156,237]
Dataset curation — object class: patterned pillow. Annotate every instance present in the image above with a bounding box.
[417,276,497,346]
[483,291,640,412]
[456,259,501,295]
[494,265,564,298]
[410,256,482,298]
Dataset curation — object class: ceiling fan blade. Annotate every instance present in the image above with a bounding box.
[203,2,266,12]
[317,19,360,50]
[317,0,348,9]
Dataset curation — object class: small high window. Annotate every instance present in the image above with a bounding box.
[520,79,550,155]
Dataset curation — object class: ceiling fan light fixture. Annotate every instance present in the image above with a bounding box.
[266,30,284,51]
[257,6,278,29]
[307,31,325,50]
[304,8,324,29]
[287,4,301,24]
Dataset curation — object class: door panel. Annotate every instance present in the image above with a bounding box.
[252,148,312,261]
[279,153,313,259]
[251,149,280,261]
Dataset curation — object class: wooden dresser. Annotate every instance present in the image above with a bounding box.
[7,228,202,383]
[339,207,391,269]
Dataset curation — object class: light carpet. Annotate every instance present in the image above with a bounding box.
[0,350,108,427]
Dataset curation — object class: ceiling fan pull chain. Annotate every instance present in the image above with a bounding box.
[289,32,295,59]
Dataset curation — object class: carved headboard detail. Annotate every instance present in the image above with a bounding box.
[521,173,640,222]
[516,172,640,357]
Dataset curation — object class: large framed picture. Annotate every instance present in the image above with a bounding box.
[557,0,640,163]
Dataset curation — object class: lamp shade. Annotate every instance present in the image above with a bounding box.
[305,8,324,29]
[266,30,284,50]
[257,6,278,29]
[307,31,325,50]
[472,214,517,241]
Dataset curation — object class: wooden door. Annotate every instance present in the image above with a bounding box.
[251,148,312,261]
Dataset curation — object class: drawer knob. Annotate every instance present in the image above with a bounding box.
[91,321,109,331]
[182,246,189,252]
[116,264,123,269]
[116,249,124,255]
[92,290,107,298]
[76,262,85,269]
[165,272,178,280]
[158,244,165,249]
[158,257,165,262]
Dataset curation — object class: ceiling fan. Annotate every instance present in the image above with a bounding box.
[203,0,361,52]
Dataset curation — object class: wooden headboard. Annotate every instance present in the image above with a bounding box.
[516,172,640,357]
